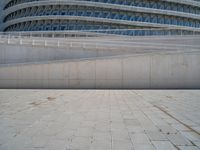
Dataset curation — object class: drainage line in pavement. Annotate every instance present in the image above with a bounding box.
[153,104,200,136]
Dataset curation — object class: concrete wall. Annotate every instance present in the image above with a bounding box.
[0,44,96,64]
[0,51,200,89]
[0,44,137,64]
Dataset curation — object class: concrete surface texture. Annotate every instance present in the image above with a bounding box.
[0,52,200,89]
[0,35,200,89]
[0,90,200,150]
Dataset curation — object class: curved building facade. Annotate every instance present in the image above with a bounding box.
[1,0,200,35]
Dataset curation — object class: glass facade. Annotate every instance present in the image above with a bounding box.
[2,0,200,35]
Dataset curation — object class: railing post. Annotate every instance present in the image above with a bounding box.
[57,40,60,47]
[70,42,72,48]
[45,40,47,46]
[7,34,10,44]
[95,43,97,49]
[32,40,35,46]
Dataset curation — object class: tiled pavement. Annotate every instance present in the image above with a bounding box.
[0,90,200,150]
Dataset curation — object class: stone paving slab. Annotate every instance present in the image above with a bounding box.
[0,90,200,150]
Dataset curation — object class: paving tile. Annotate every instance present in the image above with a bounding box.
[44,139,67,150]
[158,125,178,134]
[30,135,49,148]
[111,130,130,141]
[152,141,177,150]
[181,131,200,142]
[146,131,167,141]
[133,144,156,150]
[0,90,200,150]
[93,131,111,141]
[124,119,141,127]
[127,126,145,134]
[193,141,200,148]
[178,146,200,150]
[166,133,192,146]
[74,127,94,137]
[68,136,92,150]
[112,140,134,150]
[193,126,200,133]
[130,133,151,144]
[90,140,111,150]
[55,129,75,140]
[171,124,190,132]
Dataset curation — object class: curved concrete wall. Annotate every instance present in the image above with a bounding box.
[0,51,200,89]
[0,44,131,64]
[1,35,200,65]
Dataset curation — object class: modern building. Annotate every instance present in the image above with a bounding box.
[1,0,200,35]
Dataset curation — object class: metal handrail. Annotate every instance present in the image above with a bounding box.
[1,28,200,38]
[0,29,200,50]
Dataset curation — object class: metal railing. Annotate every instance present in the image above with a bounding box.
[0,29,200,51]
[1,28,200,38]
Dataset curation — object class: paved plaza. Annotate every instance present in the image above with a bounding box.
[0,90,200,150]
